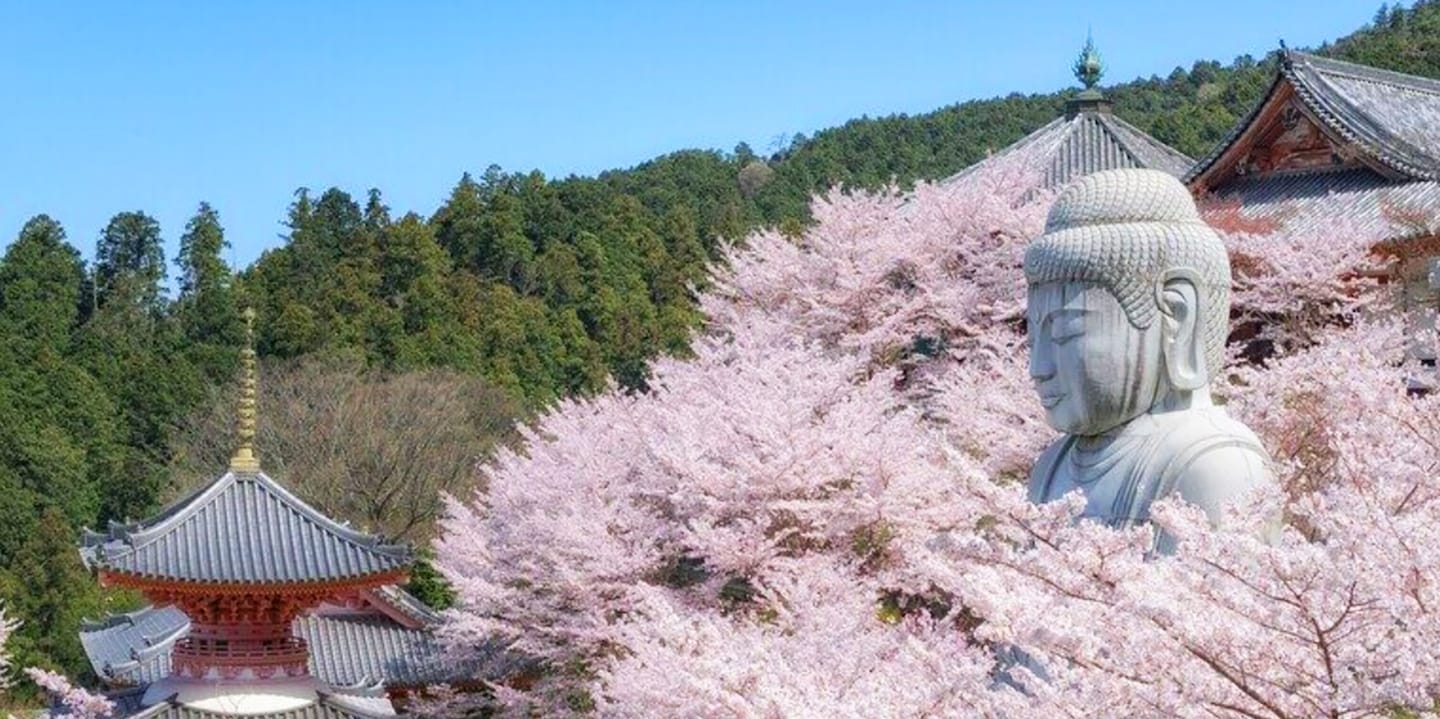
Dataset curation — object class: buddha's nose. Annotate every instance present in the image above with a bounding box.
[1030,341,1056,381]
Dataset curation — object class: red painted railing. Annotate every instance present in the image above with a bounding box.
[171,636,310,680]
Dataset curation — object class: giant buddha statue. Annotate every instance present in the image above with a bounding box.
[1024,169,1273,552]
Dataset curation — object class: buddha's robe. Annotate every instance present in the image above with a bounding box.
[1027,407,1270,553]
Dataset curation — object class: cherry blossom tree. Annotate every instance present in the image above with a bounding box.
[1,607,113,719]
[1,610,113,719]
[23,669,113,719]
[435,157,1435,717]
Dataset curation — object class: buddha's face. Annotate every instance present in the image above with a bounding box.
[1027,282,1164,436]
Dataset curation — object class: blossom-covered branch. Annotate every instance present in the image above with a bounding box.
[24,669,113,719]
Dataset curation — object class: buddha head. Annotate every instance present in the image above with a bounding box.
[1024,169,1232,436]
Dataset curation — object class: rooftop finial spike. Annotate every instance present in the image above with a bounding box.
[1073,30,1104,90]
[230,307,260,473]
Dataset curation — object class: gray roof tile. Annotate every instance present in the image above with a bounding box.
[1189,51,1440,184]
[944,104,1193,189]
[124,693,388,719]
[79,606,190,686]
[1200,166,1440,245]
[298,613,456,687]
[81,472,410,584]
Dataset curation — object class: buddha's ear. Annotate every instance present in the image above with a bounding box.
[1157,270,1207,392]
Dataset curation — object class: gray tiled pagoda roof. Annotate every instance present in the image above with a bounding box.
[370,585,442,626]
[80,606,191,686]
[300,613,456,688]
[1188,50,1440,183]
[80,592,463,689]
[123,693,390,719]
[943,102,1193,189]
[81,471,411,584]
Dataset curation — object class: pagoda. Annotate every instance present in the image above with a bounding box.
[79,310,450,718]
[942,35,1194,190]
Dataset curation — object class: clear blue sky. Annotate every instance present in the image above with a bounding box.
[0,1,1381,272]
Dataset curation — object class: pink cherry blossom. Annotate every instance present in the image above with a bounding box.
[436,156,1439,717]
[24,668,114,719]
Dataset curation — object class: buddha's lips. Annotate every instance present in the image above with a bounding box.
[1039,392,1066,409]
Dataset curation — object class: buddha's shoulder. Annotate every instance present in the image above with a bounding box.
[1027,409,1272,504]
[1148,408,1274,515]
[1030,434,1075,475]
[1027,435,1073,502]
[1143,407,1267,458]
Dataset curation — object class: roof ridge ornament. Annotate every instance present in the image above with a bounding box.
[229,307,261,474]
[1066,31,1111,118]
[1073,30,1104,90]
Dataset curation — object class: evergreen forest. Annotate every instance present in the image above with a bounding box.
[2,0,1438,692]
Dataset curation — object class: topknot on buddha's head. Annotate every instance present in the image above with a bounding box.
[1043,167,1201,232]
[1024,169,1232,376]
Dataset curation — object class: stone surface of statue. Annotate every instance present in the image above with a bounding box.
[1024,169,1274,552]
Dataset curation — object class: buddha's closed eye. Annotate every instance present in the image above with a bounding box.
[1043,310,1087,344]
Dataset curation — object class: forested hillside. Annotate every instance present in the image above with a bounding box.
[1,0,1436,694]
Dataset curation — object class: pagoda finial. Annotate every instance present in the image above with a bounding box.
[1073,30,1104,90]
[230,307,260,473]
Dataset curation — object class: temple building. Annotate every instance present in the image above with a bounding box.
[77,311,461,718]
[1188,49,1440,247]
[943,36,1194,190]
[1186,48,1440,358]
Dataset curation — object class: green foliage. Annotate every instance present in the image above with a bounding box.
[94,211,166,311]
[0,510,117,691]
[175,203,241,383]
[0,216,84,355]
[404,552,458,611]
[0,212,202,677]
[1333,1,1440,76]
[245,163,721,399]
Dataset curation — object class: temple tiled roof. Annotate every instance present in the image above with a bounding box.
[80,606,190,686]
[80,592,462,689]
[124,693,390,719]
[300,613,454,688]
[1200,167,1440,246]
[944,99,1193,190]
[1185,51,1440,247]
[1189,51,1440,184]
[369,585,442,626]
[81,471,411,585]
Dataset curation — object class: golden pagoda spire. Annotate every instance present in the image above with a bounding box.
[230,307,260,473]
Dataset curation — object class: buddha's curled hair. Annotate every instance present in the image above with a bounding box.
[1024,168,1232,377]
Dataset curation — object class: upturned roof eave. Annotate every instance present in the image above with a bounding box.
[1187,50,1440,187]
[81,469,413,584]
[1184,61,1288,185]
[1284,52,1440,180]
[366,586,442,628]
[95,566,412,594]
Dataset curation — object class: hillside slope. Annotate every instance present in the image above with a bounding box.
[755,0,1440,220]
